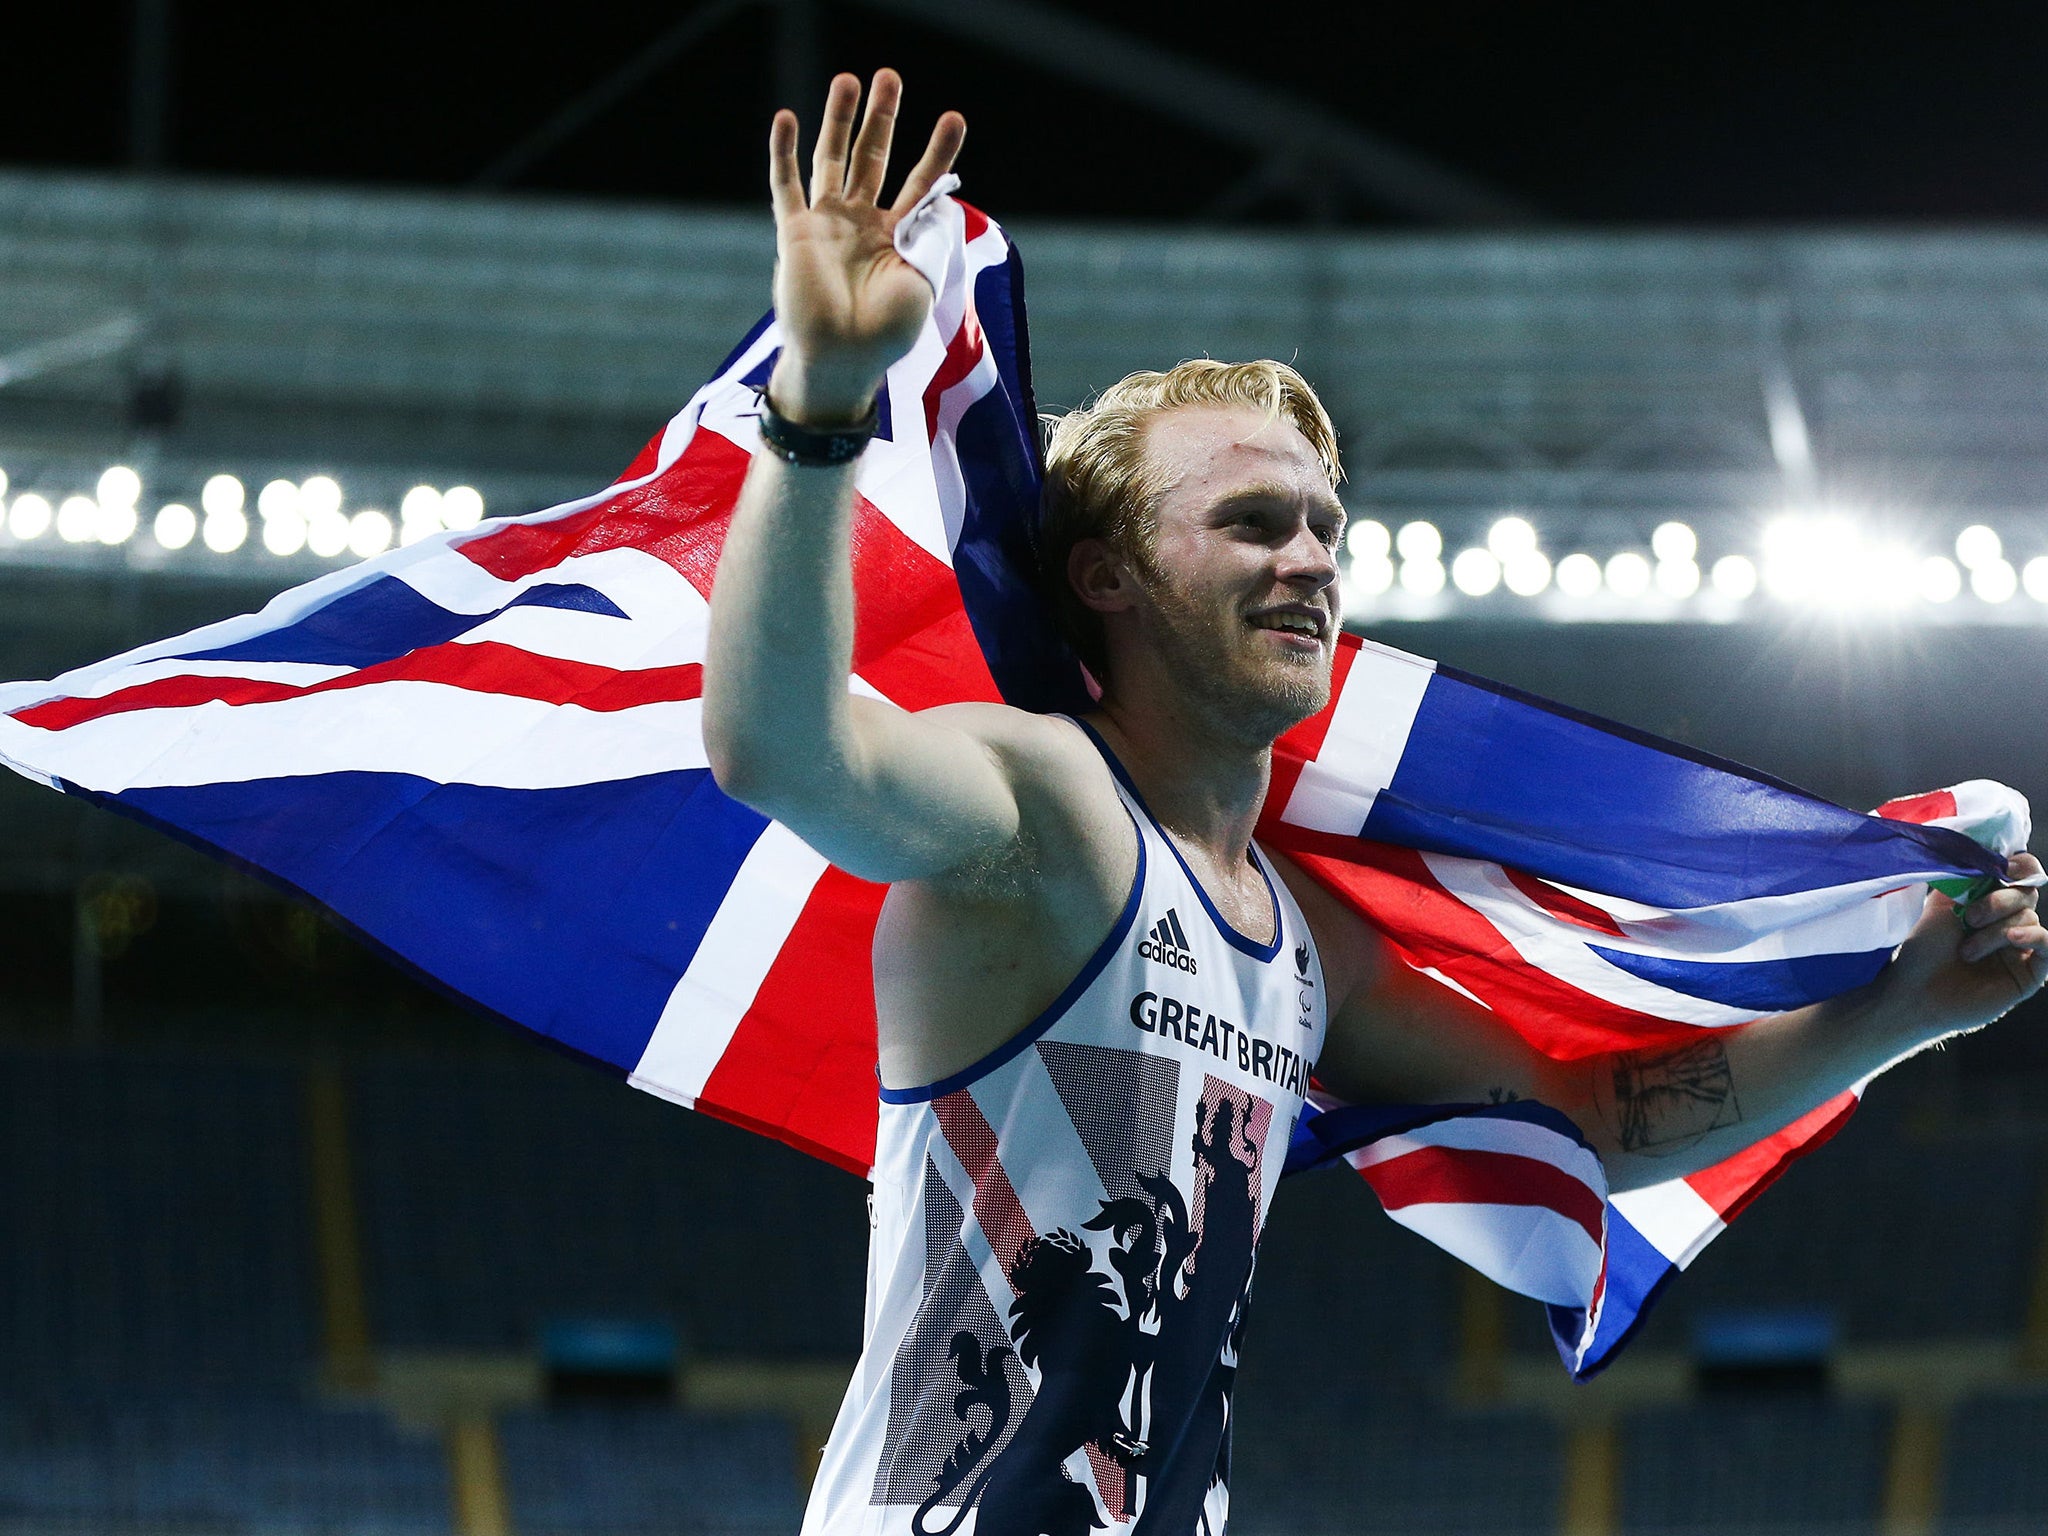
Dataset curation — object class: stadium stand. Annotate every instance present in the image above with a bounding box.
[1620,1398,1892,1533]
[1939,1389,2048,1533]
[496,1405,802,1534]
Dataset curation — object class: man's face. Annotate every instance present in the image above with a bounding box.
[1114,404,1345,738]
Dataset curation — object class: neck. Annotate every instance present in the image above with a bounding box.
[1088,683,1273,868]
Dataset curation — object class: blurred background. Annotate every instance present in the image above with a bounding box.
[4,3,2048,1533]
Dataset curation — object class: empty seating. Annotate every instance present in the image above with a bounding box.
[1940,1389,2048,1533]
[1620,1397,1889,1533]
[497,1404,801,1533]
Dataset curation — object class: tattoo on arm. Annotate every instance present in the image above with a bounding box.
[1596,1039,1741,1155]
[1486,1086,1522,1105]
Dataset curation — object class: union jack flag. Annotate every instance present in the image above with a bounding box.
[0,184,2025,1380]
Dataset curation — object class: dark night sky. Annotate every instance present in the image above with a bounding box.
[10,2,2048,225]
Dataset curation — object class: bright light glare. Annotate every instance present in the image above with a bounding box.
[1347,555,1394,596]
[1503,550,1551,596]
[1487,516,1537,558]
[1451,547,1502,596]
[1712,555,1758,599]
[300,475,344,519]
[401,485,444,546]
[307,509,351,558]
[153,503,196,550]
[440,485,485,529]
[1399,557,1446,596]
[263,510,308,557]
[1761,515,1858,602]
[93,500,137,545]
[1655,559,1700,598]
[202,509,248,554]
[1555,553,1602,597]
[57,496,97,543]
[96,465,140,509]
[1651,521,1697,563]
[1345,519,1390,562]
[2025,556,2048,603]
[348,509,393,558]
[8,493,51,540]
[1604,551,1652,597]
[1971,559,2018,603]
[0,467,9,498]
[257,479,301,519]
[1395,520,1442,563]
[1918,555,1961,603]
[1956,525,2002,569]
[201,474,245,517]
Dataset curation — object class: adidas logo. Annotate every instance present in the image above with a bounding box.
[1138,908,1198,974]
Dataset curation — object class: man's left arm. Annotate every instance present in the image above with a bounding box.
[1288,854,2048,1194]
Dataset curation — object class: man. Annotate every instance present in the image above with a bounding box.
[702,70,2047,1536]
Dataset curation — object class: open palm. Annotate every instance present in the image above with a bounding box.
[767,71,966,424]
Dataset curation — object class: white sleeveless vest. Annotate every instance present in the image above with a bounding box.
[803,724,1329,1536]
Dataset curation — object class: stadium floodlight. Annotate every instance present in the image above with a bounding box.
[93,500,138,545]
[201,474,245,517]
[202,508,248,554]
[1502,549,1551,596]
[1604,550,1652,598]
[1711,554,1758,599]
[257,479,301,520]
[300,475,344,520]
[0,466,8,498]
[7,493,51,540]
[262,510,308,557]
[1399,556,1446,596]
[1555,553,1601,597]
[1971,558,2018,603]
[2025,555,2048,603]
[440,485,485,529]
[1651,521,1697,564]
[153,503,196,550]
[96,465,141,510]
[306,508,351,558]
[1918,555,1962,603]
[1655,558,1700,599]
[1347,554,1394,596]
[1955,525,2001,569]
[400,485,444,545]
[1864,544,1920,608]
[1486,515,1537,559]
[1345,519,1390,562]
[348,509,393,558]
[1451,547,1501,596]
[1395,520,1442,563]
[57,495,98,543]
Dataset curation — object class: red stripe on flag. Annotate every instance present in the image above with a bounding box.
[1503,868,1628,938]
[13,643,706,729]
[958,201,991,244]
[922,312,986,442]
[1359,1144,1606,1250]
[1262,633,1362,831]
[932,1090,1037,1278]
[694,867,887,1178]
[1875,789,1959,825]
[1269,828,1706,1059]
[1684,1089,1858,1221]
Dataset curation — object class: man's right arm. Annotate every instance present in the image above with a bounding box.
[701,70,1022,885]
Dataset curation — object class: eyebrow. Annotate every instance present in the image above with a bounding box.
[1210,482,1348,525]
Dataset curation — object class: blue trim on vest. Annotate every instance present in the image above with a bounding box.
[1071,717,1283,963]
[876,800,1146,1105]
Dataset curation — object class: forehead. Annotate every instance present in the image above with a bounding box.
[1142,404,1339,515]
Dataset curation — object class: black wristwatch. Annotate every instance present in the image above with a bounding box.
[756,391,881,467]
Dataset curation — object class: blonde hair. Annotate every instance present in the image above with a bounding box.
[1039,359,1341,676]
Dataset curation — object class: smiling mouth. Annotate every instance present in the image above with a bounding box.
[1246,610,1327,642]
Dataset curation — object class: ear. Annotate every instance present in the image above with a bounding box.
[1068,537,1140,616]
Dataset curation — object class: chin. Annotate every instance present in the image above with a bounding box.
[1208,651,1332,744]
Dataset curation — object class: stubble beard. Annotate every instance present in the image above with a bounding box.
[1134,554,1333,745]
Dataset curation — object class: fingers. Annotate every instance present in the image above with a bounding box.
[1965,884,2037,932]
[809,73,862,205]
[1961,916,2048,966]
[889,110,968,216]
[843,68,902,205]
[768,110,804,223]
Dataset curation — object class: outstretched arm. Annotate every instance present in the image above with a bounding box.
[1296,854,2048,1193]
[703,72,1021,884]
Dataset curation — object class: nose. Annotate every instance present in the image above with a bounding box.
[1277,521,1339,595]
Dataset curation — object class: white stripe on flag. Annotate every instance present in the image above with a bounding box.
[1611,1177,1727,1268]
[1347,1112,1608,1195]
[629,820,830,1105]
[1282,643,1434,835]
[1385,1199,1604,1308]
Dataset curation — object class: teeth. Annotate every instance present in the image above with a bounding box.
[1255,613,1319,636]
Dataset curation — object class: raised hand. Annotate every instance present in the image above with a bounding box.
[766,70,966,427]
[1885,850,2048,1040]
